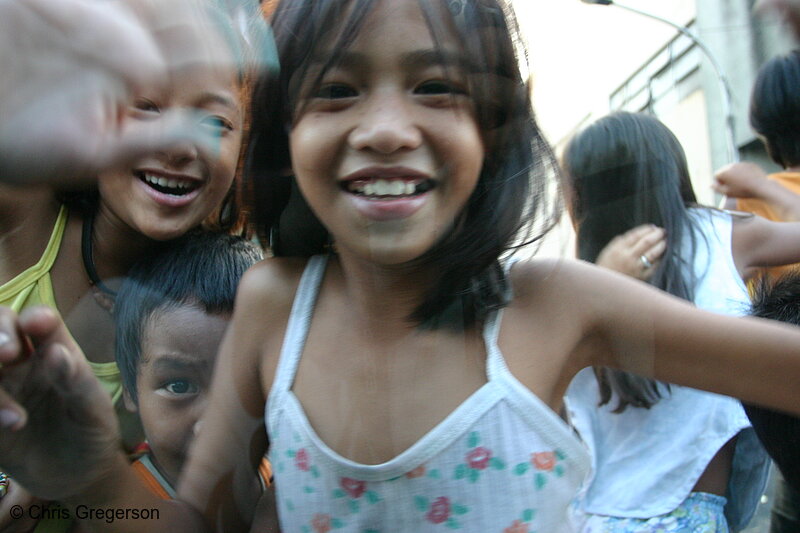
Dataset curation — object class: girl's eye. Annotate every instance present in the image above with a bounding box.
[164,380,199,396]
[415,80,466,96]
[315,84,358,100]
[132,98,160,114]
[200,116,234,135]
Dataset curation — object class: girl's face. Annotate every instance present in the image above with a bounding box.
[97,63,242,241]
[289,0,484,265]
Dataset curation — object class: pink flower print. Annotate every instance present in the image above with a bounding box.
[504,520,529,533]
[311,513,331,533]
[295,448,310,472]
[466,446,492,470]
[340,477,366,499]
[426,496,451,524]
[531,451,556,471]
[406,464,426,478]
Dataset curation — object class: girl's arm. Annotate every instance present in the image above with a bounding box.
[732,214,800,278]
[553,260,800,414]
[715,162,800,221]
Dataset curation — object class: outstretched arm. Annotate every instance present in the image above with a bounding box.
[714,162,800,221]
[551,260,800,414]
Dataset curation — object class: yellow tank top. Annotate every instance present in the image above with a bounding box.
[0,206,122,402]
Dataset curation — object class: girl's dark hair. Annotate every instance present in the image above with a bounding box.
[750,49,800,169]
[114,230,263,404]
[743,274,800,489]
[562,111,702,412]
[246,0,560,329]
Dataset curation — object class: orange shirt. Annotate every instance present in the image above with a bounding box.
[736,171,800,283]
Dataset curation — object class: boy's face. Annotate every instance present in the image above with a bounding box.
[131,304,229,486]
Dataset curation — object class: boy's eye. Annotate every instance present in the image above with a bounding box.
[315,84,358,100]
[415,80,466,96]
[164,380,199,395]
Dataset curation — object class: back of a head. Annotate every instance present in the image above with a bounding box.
[744,274,800,491]
[562,112,696,267]
[749,49,800,169]
[562,112,699,412]
[115,230,263,404]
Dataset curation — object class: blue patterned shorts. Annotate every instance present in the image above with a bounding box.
[581,492,729,533]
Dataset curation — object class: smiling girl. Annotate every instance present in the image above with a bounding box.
[3,1,800,532]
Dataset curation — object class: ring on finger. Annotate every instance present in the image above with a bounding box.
[640,255,653,269]
[0,472,8,499]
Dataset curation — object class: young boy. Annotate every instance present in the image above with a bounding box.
[114,230,266,496]
[745,274,800,533]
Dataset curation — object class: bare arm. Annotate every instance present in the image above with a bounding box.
[553,260,800,414]
[731,214,800,279]
[714,162,800,221]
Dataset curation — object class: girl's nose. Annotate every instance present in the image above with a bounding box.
[158,139,199,167]
[348,92,422,154]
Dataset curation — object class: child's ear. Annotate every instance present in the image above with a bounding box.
[122,388,138,413]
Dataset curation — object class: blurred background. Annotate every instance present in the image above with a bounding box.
[516,3,795,528]
[517,0,795,262]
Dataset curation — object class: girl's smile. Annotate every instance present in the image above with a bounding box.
[289,0,484,264]
[339,166,435,221]
[98,63,243,242]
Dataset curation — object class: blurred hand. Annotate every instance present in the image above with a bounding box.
[0,483,39,533]
[596,224,666,281]
[713,162,769,199]
[0,306,121,502]
[0,0,271,186]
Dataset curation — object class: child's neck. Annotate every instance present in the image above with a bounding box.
[91,206,161,282]
[333,252,437,331]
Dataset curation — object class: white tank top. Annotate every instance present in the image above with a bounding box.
[266,255,591,532]
[564,209,770,530]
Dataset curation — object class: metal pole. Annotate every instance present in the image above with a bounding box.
[584,0,739,164]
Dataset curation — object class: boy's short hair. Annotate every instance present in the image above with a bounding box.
[744,273,800,491]
[749,49,800,168]
[115,230,262,404]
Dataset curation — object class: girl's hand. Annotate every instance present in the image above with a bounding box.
[713,162,769,199]
[596,224,666,281]
[0,306,122,502]
[0,0,265,186]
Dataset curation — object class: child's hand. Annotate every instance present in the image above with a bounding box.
[713,162,769,199]
[0,306,121,502]
[0,0,265,186]
[0,483,40,533]
[596,224,666,281]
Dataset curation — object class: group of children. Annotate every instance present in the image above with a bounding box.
[2,1,800,532]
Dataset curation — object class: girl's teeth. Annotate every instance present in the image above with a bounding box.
[353,179,420,197]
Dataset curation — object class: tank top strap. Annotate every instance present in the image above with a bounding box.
[271,255,329,394]
[0,205,68,310]
[484,257,518,382]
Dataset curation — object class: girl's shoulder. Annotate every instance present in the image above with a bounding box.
[238,256,310,305]
[507,257,612,299]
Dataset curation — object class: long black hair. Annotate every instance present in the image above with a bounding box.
[246,0,560,329]
[750,49,800,169]
[562,112,703,411]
